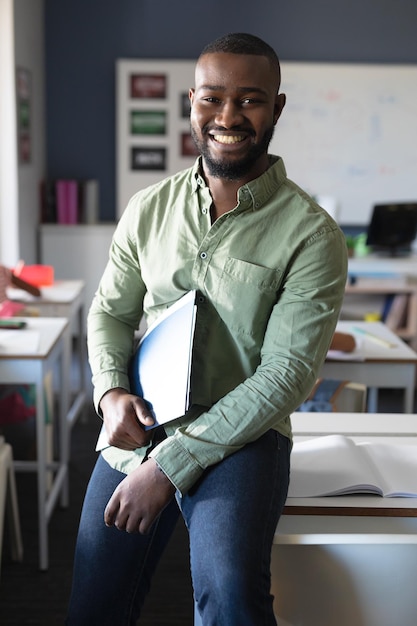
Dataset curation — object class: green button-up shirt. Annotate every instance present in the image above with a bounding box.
[89,155,347,494]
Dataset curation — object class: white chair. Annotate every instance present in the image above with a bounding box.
[0,436,23,577]
[298,379,367,413]
[332,381,367,412]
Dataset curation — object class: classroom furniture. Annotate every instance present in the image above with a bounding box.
[0,317,70,570]
[301,380,367,413]
[7,279,87,430]
[195,411,417,626]
[271,411,417,626]
[321,320,417,413]
[39,224,116,330]
[344,254,417,348]
[344,276,417,349]
[0,436,23,576]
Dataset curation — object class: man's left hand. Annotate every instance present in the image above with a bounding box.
[104,458,176,534]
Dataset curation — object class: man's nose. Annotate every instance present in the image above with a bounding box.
[214,101,243,128]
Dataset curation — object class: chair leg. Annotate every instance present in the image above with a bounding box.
[0,442,24,569]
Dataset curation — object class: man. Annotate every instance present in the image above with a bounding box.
[66,33,347,625]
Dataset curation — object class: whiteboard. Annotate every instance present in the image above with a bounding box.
[117,60,417,224]
[273,62,417,224]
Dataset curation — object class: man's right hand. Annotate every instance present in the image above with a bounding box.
[99,388,155,450]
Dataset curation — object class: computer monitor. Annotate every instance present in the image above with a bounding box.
[366,202,417,256]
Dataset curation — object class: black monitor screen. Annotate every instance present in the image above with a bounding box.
[366,202,417,256]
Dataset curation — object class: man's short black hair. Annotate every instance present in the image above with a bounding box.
[199,32,281,78]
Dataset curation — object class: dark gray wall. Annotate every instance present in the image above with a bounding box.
[45,0,417,222]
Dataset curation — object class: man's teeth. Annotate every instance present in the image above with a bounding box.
[213,135,244,144]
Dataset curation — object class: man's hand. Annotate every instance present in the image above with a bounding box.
[100,387,155,450]
[104,458,176,534]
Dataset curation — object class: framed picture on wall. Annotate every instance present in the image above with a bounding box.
[130,73,167,99]
[181,133,199,157]
[16,67,31,163]
[180,92,191,118]
[131,146,167,171]
[117,59,198,217]
[130,110,167,135]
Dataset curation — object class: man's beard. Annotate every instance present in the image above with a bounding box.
[190,125,275,180]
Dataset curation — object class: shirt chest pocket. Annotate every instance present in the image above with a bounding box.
[216,257,283,336]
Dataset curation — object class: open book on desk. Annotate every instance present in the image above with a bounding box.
[288,434,417,498]
[129,290,197,430]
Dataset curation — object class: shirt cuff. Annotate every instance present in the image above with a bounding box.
[150,436,204,495]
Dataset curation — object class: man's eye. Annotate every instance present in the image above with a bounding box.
[242,98,260,105]
[203,97,219,103]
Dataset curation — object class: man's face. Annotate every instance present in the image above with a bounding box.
[189,52,285,181]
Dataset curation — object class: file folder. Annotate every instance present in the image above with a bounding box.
[129,290,197,429]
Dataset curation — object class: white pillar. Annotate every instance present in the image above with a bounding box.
[0,0,20,265]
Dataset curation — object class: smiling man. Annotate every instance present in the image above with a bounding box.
[66,33,347,626]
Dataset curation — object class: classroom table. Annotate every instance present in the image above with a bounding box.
[271,411,417,626]
[8,279,87,429]
[321,320,417,413]
[195,411,417,626]
[0,317,70,570]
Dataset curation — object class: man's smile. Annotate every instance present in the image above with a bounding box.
[212,134,246,144]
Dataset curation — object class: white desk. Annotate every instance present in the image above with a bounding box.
[348,253,417,280]
[195,412,417,626]
[322,320,417,412]
[271,412,417,626]
[0,317,70,570]
[8,280,87,429]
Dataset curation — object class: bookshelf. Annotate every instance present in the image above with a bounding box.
[343,279,417,350]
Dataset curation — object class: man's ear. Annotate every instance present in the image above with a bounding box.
[189,88,195,106]
[273,93,286,125]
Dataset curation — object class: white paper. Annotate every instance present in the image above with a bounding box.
[0,329,40,353]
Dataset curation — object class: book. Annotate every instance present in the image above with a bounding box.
[288,434,417,498]
[128,290,197,430]
[79,179,99,224]
[55,179,68,224]
[55,179,80,224]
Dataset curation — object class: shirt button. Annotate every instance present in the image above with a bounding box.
[200,252,207,259]
[198,295,205,303]
[202,208,208,214]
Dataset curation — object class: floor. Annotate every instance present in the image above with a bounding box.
[0,386,414,625]
[0,403,194,626]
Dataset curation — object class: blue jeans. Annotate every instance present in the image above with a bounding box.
[65,429,290,626]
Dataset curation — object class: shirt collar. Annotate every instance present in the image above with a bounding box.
[238,156,287,211]
[190,154,287,211]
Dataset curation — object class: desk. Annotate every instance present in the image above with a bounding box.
[0,318,70,570]
[194,413,417,626]
[348,253,417,280]
[321,320,417,412]
[8,280,87,429]
[272,412,417,626]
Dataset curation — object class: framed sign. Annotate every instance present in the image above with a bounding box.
[117,59,197,218]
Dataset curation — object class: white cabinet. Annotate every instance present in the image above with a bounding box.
[39,224,116,331]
